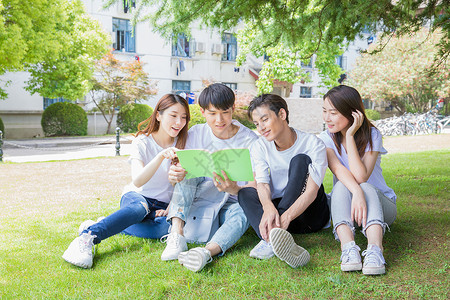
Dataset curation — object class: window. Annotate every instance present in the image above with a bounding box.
[222,33,237,61]
[123,0,135,13]
[223,83,237,91]
[172,33,191,57]
[336,55,347,70]
[172,80,191,96]
[301,58,313,68]
[112,18,135,52]
[300,87,312,98]
[43,97,71,110]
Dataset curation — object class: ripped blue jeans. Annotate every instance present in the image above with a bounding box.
[81,191,170,244]
[331,181,397,241]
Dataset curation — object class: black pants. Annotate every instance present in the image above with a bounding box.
[238,154,330,239]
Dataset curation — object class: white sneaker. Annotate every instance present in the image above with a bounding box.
[362,244,386,275]
[269,228,310,268]
[160,232,188,261]
[77,216,105,235]
[62,231,96,269]
[340,241,362,272]
[249,240,274,259]
[178,247,213,272]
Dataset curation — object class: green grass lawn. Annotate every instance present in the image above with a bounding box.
[0,150,448,299]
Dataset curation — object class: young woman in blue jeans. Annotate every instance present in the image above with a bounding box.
[62,94,190,268]
[320,85,397,275]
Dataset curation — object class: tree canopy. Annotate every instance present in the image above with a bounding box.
[110,0,448,93]
[348,29,449,113]
[0,0,110,100]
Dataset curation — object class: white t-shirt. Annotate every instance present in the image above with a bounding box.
[319,127,396,201]
[123,134,176,203]
[185,120,259,200]
[251,128,328,199]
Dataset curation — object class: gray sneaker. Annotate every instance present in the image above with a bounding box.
[62,231,96,269]
[269,228,310,268]
[249,240,274,259]
[362,244,386,275]
[178,247,213,272]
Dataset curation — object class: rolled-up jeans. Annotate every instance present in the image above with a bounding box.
[167,177,249,255]
[82,191,170,244]
[331,181,397,241]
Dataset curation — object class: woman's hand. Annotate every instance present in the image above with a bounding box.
[168,163,186,185]
[259,206,280,242]
[158,147,178,160]
[155,208,169,217]
[347,110,364,137]
[351,189,367,227]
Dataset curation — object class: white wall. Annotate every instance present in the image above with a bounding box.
[0,72,43,111]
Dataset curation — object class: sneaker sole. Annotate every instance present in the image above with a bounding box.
[249,252,275,260]
[178,251,204,272]
[341,262,362,272]
[62,252,92,269]
[363,265,385,275]
[269,228,310,268]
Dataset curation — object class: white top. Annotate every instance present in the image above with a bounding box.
[251,128,328,199]
[319,127,396,201]
[185,120,259,200]
[123,134,176,203]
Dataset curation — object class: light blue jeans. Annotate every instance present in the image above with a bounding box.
[331,181,397,241]
[167,177,249,255]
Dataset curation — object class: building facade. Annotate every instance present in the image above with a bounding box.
[0,0,371,138]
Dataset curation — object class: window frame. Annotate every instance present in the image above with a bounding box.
[223,82,237,91]
[43,97,71,110]
[112,18,136,53]
[299,87,312,98]
[172,33,191,57]
[221,33,237,61]
[172,80,191,96]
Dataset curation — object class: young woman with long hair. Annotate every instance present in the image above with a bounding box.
[63,94,190,269]
[320,85,396,275]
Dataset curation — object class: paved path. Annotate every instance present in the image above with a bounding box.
[1,136,133,163]
[1,133,449,163]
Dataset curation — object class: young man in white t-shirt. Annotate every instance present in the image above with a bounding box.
[238,94,330,268]
[161,83,258,272]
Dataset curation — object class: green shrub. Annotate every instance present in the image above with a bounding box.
[117,103,153,133]
[41,102,87,136]
[188,104,205,128]
[0,117,4,136]
[187,105,256,129]
[234,107,256,129]
[365,109,381,121]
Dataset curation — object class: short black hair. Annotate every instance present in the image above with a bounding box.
[248,94,289,124]
[198,83,235,110]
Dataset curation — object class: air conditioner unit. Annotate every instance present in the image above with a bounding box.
[196,42,205,53]
[211,44,224,55]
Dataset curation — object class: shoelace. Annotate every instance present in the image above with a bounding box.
[160,233,180,247]
[362,248,386,265]
[340,244,361,263]
[255,241,272,252]
[160,234,170,243]
[80,231,97,255]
